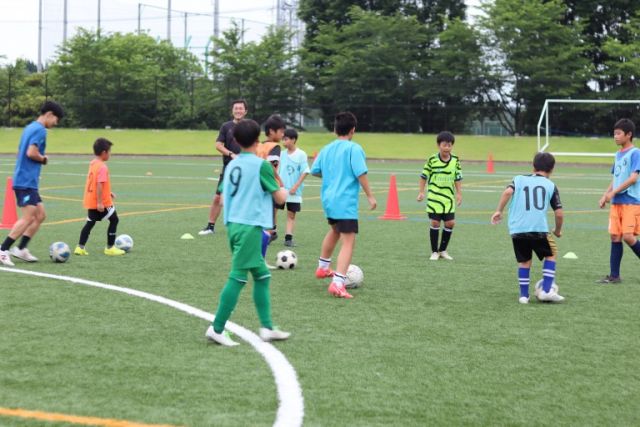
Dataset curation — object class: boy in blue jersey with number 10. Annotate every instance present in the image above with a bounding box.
[491,152,565,304]
[205,119,290,347]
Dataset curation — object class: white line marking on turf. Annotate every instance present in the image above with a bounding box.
[0,267,304,427]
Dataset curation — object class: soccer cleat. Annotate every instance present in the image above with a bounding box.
[104,246,126,256]
[518,296,529,304]
[10,247,38,262]
[259,327,291,342]
[205,325,239,347]
[595,275,621,284]
[198,227,214,235]
[315,267,334,279]
[429,252,440,261]
[269,231,278,243]
[74,246,89,256]
[537,290,565,303]
[328,282,353,299]
[439,251,453,260]
[0,250,15,266]
[284,240,296,247]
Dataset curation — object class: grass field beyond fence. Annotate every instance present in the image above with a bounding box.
[0,154,638,426]
[0,127,619,163]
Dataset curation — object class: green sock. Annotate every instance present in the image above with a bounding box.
[251,266,273,329]
[213,276,246,333]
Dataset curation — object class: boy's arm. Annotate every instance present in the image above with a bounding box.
[26,144,47,165]
[417,177,427,201]
[455,180,462,206]
[96,182,105,212]
[290,172,309,195]
[491,187,514,224]
[358,174,376,210]
[260,161,287,205]
[599,180,614,208]
[603,172,639,204]
[553,209,564,237]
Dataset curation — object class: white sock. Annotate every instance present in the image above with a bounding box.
[333,273,346,287]
[318,257,331,269]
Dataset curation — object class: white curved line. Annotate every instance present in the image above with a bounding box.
[0,267,304,427]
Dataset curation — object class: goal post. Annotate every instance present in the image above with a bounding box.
[537,99,640,157]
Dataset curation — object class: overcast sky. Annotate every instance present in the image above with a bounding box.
[0,0,481,66]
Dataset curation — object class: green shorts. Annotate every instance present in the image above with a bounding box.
[227,222,265,270]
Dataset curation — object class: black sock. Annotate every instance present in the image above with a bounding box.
[1,237,15,251]
[429,227,439,253]
[79,220,96,246]
[285,234,292,242]
[631,240,640,258]
[18,235,31,250]
[107,212,119,247]
[439,228,453,252]
[207,222,215,230]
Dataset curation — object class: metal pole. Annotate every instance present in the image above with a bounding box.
[137,3,141,35]
[37,0,43,72]
[213,0,219,38]
[167,0,171,42]
[63,0,68,43]
[97,0,101,37]
[241,19,245,46]
[184,12,188,48]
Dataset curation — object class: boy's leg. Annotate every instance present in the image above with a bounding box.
[609,235,623,279]
[518,260,532,300]
[2,204,39,250]
[541,255,557,293]
[429,218,440,254]
[318,224,340,271]
[622,205,640,257]
[78,219,97,247]
[624,233,640,257]
[212,271,248,333]
[18,203,46,247]
[285,210,296,245]
[250,264,273,329]
[439,218,455,256]
[106,210,119,248]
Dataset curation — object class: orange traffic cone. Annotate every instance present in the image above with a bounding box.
[486,153,495,174]
[0,177,17,229]
[379,175,407,220]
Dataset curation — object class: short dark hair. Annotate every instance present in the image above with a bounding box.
[533,152,555,173]
[334,112,357,136]
[233,119,261,148]
[93,138,113,156]
[40,101,65,119]
[614,118,635,141]
[437,131,455,144]
[231,99,248,110]
[284,128,298,140]
[264,115,286,137]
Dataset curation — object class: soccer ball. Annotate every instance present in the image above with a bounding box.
[535,279,559,299]
[345,264,364,289]
[49,242,70,263]
[115,234,133,252]
[276,250,297,269]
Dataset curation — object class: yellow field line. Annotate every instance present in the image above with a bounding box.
[0,407,178,427]
[41,194,207,208]
[43,205,207,226]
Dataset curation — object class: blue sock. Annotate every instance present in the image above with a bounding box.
[610,242,623,278]
[518,267,530,298]
[261,230,270,258]
[542,260,556,293]
[630,240,640,258]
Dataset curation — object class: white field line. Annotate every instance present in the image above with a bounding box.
[0,267,304,427]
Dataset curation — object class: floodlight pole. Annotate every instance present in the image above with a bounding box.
[213,0,219,39]
[63,0,68,43]
[167,0,172,42]
[184,12,188,48]
[97,0,102,37]
[137,3,141,35]
[37,0,43,72]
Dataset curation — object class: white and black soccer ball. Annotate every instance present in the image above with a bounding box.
[276,250,297,269]
[345,264,364,289]
[115,234,133,252]
[49,241,70,263]
[534,279,559,299]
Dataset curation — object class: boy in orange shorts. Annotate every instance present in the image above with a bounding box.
[74,138,125,256]
[597,118,640,283]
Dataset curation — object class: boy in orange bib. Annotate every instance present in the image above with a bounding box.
[75,138,125,256]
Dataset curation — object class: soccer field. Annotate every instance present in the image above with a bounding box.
[0,155,639,426]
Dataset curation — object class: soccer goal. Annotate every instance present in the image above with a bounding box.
[537,99,640,157]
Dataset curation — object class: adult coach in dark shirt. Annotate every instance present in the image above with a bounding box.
[199,99,248,235]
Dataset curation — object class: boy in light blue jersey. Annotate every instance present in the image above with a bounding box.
[596,118,640,284]
[205,119,290,347]
[0,101,64,266]
[278,128,310,247]
[311,112,377,299]
[491,152,564,304]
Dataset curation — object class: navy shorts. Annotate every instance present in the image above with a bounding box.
[275,202,301,213]
[428,212,455,221]
[511,233,557,263]
[14,188,42,207]
[328,218,359,234]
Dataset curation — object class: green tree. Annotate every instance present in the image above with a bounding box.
[0,59,48,127]
[480,0,590,134]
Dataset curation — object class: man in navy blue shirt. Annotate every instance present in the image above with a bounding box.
[0,101,64,266]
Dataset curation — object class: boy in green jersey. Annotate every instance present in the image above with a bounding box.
[205,119,290,347]
[417,131,463,261]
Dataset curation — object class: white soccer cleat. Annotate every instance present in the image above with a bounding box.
[429,252,440,261]
[537,290,565,303]
[266,262,278,270]
[259,327,291,342]
[10,247,38,262]
[518,296,529,304]
[198,228,214,236]
[439,251,453,260]
[0,250,15,266]
[205,325,239,347]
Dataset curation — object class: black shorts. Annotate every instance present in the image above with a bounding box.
[275,202,301,213]
[14,188,42,207]
[87,206,117,222]
[328,218,359,234]
[428,212,455,221]
[215,173,224,195]
[511,233,557,263]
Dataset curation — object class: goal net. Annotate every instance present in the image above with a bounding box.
[537,99,640,157]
